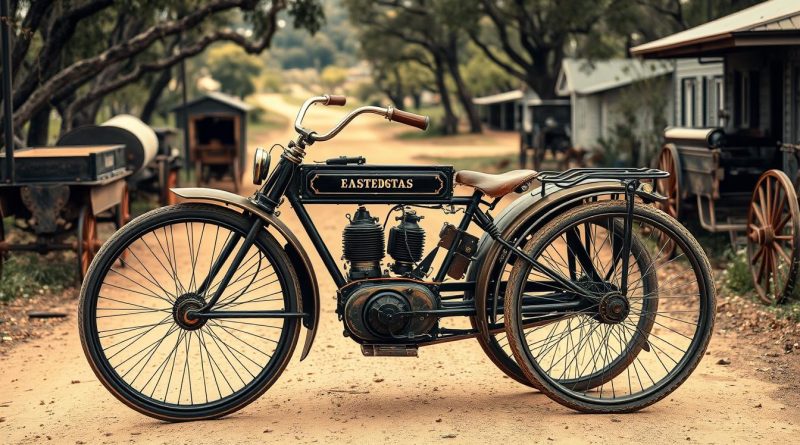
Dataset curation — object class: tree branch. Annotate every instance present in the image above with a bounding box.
[14,0,266,128]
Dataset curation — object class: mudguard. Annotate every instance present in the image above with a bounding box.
[171,188,320,361]
[466,181,630,339]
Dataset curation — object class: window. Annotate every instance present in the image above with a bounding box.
[681,78,697,127]
[734,70,760,129]
[712,76,724,127]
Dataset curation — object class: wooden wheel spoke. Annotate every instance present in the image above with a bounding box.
[773,242,792,266]
[751,201,767,227]
[748,171,800,304]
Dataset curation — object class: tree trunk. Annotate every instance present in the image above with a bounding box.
[140,68,173,124]
[443,38,481,134]
[432,54,458,135]
[26,105,51,146]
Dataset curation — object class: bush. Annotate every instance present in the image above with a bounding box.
[722,248,754,295]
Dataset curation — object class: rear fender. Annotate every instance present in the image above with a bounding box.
[171,188,320,361]
[466,181,629,338]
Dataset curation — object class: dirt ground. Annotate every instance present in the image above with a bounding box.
[1,95,799,444]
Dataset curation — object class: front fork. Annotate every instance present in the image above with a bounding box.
[188,214,306,320]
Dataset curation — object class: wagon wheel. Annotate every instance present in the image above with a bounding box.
[0,209,5,281]
[77,205,98,280]
[747,170,800,304]
[162,169,179,206]
[652,144,681,259]
[655,144,680,219]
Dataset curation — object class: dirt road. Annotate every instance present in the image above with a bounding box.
[1,95,798,444]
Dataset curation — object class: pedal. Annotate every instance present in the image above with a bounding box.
[361,344,418,357]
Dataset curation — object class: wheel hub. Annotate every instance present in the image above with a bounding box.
[173,294,207,330]
[748,224,774,245]
[597,292,630,324]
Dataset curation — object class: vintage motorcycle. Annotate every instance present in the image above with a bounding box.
[78,95,716,421]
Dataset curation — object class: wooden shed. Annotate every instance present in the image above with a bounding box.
[173,91,252,192]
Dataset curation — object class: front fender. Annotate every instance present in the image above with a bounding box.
[172,188,320,361]
[466,181,628,338]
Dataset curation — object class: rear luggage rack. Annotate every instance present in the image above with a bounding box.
[536,167,668,193]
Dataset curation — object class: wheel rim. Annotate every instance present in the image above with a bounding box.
[84,212,297,413]
[79,207,98,279]
[656,147,679,219]
[507,205,712,406]
[747,170,800,304]
[654,146,679,260]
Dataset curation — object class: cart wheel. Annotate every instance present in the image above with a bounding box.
[656,144,680,219]
[163,169,179,206]
[653,144,681,260]
[747,170,800,304]
[115,184,130,229]
[77,205,98,280]
[0,210,5,281]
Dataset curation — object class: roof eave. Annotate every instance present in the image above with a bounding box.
[634,31,800,59]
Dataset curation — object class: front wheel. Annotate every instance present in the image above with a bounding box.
[505,201,715,413]
[79,203,301,421]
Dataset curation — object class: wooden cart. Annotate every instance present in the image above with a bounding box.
[633,3,800,304]
[519,100,573,170]
[0,146,130,279]
[173,92,251,192]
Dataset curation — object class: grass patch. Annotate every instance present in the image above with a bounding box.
[721,248,754,295]
[415,153,517,173]
[0,253,74,302]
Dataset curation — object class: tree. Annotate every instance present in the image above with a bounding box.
[347,0,482,134]
[1,0,324,146]
[465,0,625,100]
[207,43,264,98]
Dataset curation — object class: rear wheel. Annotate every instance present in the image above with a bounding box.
[79,204,301,421]
[506,201,715,413]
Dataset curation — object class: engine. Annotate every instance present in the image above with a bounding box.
[340,206,438,342]
[342,281,439,342]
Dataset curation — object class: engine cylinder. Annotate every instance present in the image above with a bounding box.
[388,211,425,276]
[343,206,384,279]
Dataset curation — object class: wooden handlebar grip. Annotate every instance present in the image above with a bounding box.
[325,95,347,106]
[390,108,430,131]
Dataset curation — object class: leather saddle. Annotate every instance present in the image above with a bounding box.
[454,169,538,198]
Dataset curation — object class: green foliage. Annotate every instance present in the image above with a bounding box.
[722,248,755,295]
[0,253,74,302]
[461,43,518,96]
[271,0,358,70]
[320,66,349,90]
[207,43,265,98]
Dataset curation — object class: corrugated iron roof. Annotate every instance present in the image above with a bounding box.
[472,90,524,105]
[556,58,673,96]
[632,0,800,57]
[172,91,254,112]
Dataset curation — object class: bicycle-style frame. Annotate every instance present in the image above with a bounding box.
[186,96,670,346]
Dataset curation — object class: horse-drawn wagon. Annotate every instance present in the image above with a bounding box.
[633,0,800,303]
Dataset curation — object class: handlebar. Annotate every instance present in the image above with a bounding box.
[293,94,429,143]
